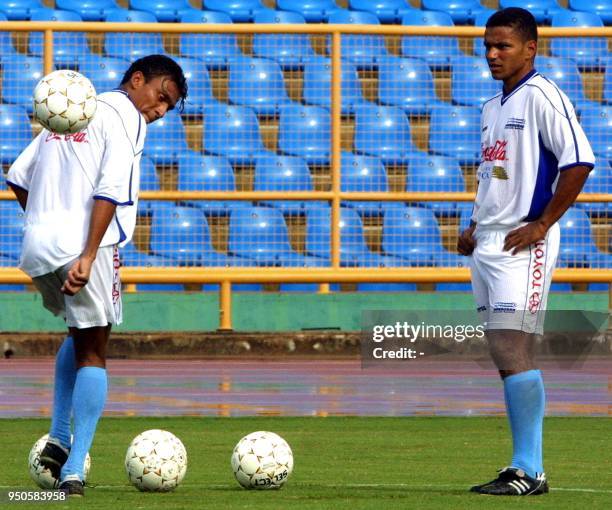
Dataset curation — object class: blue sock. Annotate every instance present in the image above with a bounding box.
[503,369,545,478]
[61,367,107,482]
[49,336,76,450]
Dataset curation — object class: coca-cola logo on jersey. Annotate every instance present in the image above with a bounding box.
[481,140,507,162]
[45,132,88,143]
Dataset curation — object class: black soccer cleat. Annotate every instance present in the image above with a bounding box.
[59,479,84,497]
[39,441,69,480]
[470,467,549,496]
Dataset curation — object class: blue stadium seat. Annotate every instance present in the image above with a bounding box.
[150,205,234,266]
[0,105,32,165]
[472,8,497,57]
[457,202,474,233]
[177,152,250,216]
[254,154,320,215]
[327,10,391,69]
[203,105,267,166]
[306,206,401,267]
[580,105,612,161]
[429,105,481,165]
[341,152,398,217]
[228,206,326,266]
[180,10,243,69]
[569,0,612,25]
[558,207,603,267]
[435,283,472,291]
[253,10,316,69]
[78,55,129,93]
[171,56,219,115]
[348,0,418,24]
[588,282,610,290]
[0,254,25,291]
[357,283,418,291]
[29,10,91,65]
[498,0,565,24]
[278,105,331,166]
[535,56,598,113]
[56,0,123,21]
[401,11,462,68]
[0,201,25,259]
[202,0,268,22]
[354,105,419,165]
[228,57,295,116]
[451,55,501,106]
[406,153,466,217]
[130,0,197,22]
[421,0,487,24]
[277,0,343,22]
[1,56,43,112]
[605,59,612,103]
[383,206,465,267]
[0,12,17,58]
[303,57,373,115]
[377,56,446,115]
[143,110,189,165]
[550,11,607,69]
[280,283,340,291]
[0,0,44,20]
[138,156,171,216]
[202,283,264,291]
[579,164,611,216]
[120,243,186,291]
[105,10,164,60]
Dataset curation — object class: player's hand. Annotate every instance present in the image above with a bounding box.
[503,221,547,255]
[457,225,476,256]
[61,256,94,296]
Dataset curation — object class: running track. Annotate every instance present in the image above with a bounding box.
[0,359,610,417]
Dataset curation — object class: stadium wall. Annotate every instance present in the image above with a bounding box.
[0,292,606,332]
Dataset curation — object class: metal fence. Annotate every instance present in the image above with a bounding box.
[0,20,610,327]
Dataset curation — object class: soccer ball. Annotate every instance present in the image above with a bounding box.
[125,429,187,492]
[231,431,293,489]
[33,69,97,134]
[28,434,91,489]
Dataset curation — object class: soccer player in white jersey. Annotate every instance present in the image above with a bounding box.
[457,8,594,496]
[6,55,187,496]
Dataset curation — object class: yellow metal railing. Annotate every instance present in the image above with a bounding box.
[0,22,610,330]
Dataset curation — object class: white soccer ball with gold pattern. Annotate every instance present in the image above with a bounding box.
[33,69,97,134]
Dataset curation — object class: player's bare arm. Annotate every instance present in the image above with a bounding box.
[8,184,28,211]
[503,165,591,255]
[61,199,117,296]
[457,221,477,256]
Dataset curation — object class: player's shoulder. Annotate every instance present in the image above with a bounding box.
[525,73,573,115]
[96,90,146,149]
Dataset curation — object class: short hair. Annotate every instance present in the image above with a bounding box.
[486,8,538,43]
[121,54,188,112]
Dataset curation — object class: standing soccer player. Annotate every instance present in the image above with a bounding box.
[6,55,187,496]
[457,8,594,496]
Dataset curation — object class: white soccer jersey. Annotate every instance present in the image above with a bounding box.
[473,69,595,227]
[7,89,146,277]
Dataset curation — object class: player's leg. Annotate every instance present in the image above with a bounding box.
[31,272,78,477]
[57,246,121,494]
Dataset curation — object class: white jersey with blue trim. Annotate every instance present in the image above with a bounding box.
[473,69,595,228]
[6,89,146,277]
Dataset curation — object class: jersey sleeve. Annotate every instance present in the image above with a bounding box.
[537,90,595,172]
[92,102,144,205]
[6,132,43,191]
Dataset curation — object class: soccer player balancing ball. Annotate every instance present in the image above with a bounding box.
[28,434,91,490]
[33,70,97,135]
[231,431,294,489]
[125,429,187,492]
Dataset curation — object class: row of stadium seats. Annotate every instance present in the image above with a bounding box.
[1,100,610,168]
[2,54,610,114]
[0,9,609,69]
[0,199,608,268]
[0,0,610,25]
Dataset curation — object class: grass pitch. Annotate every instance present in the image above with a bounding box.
[1,417,610,509]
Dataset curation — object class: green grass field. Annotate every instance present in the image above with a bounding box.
[2,417,610,509]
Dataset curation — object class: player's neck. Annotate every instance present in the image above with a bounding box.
[503,66,535,96]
